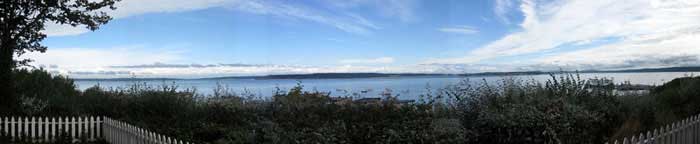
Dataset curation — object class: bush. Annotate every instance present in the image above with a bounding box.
[442,74,623,144]
[11,69,700,143]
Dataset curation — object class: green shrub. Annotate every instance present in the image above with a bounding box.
[12,69,700,144]
[442,74,623,144]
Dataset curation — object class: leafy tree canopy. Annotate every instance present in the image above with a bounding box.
[0,0,119,114]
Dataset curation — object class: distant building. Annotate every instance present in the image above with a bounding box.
[329,97,352,105]
[615,80,654,96]
[587,78,615,95]
[354,98,381,105]
[617,81,654,91]
[586,78,656,96]
[397,100,415,104]
[587,78,614,87]
[393,100,416,107]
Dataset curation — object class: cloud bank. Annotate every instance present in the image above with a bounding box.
[430,0,700,71]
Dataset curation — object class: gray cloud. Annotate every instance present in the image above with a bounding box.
[109,63,260,68]
[68,71,133,75]
[528,55,700,71]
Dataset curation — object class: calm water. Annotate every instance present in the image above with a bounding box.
[74,72,697,99]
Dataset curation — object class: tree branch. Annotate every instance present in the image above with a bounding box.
[17,6,48,38]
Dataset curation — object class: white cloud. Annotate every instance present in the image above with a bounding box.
[494,0,516,24]
[21,45,185,72]
[339,57,395,64]
[43,0,395,36]
[380,0,419,22]
[42,23,92,37]
[438,25,479,35]
[108,0,231,19]
[25,62,476,79]
[537,28,700,70]
[225,0,380,34]
[324,0,420,22]
[20,49,484,78]
[429,0,700,70]
[43,0,232,36]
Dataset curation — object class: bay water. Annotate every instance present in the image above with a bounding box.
[74,72,697,99]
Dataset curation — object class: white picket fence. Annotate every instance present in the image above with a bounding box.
[103,117,193,144]
[1,116,102,142]
[0,116,194,144]
[607,114,700,144]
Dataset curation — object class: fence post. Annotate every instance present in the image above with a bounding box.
[2,117,6,137]
[88,116,93,141]
[38,117,42,142]
[58,117,63,141]
[673,123,677,144]
[668,123,673,144]
[647,131,653,144]
[149,131,154,143]
[103,118,109,143]
[685,118,689,144]
[671,122,680,144]
[119,121,124,144]
[114,118,118,144]
[109,118,114,144]
[692,116,696,144]
[136,128,141,143]
[77,117,82,142]
[679,120,684,144]
[1,117,6,138]
[664,124,668,144]
[98,116,103,139]
[50,117,55,141]
[10,117,15,140]
[128,124,134,144]
[681,119,685,144]
[697,115,700,144]
[28,117,34,140]
[22,117,27,138]
[693,116,696,144]
[655,127,659,144]
[38,117,43,142]
[685,119,689,144]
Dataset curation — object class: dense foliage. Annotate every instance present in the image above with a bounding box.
[3,69,700,143]
[0,0,119,115]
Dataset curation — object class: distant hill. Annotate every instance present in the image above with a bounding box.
[595,66,700,73]
[459,71,547,77]
[74,66,700,80]
[257,73,455,79]
[75,78,182,81]
[459,66,700,77]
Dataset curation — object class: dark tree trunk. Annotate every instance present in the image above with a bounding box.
[0,38,17,115]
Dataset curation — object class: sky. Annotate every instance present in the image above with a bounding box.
[22,0,700,78]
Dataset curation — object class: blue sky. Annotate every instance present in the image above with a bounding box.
[25,0,700,78]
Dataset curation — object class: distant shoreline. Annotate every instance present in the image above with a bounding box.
[73,66,700,81]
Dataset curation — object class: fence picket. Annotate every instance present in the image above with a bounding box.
[1,116,193,144]
[79,117,84,141]
[645,131,651,144]
[22,117,27,138]
[29,117,33,139]
[692,117,696,144]
[2,117,6,136]
[10,117,15,139]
